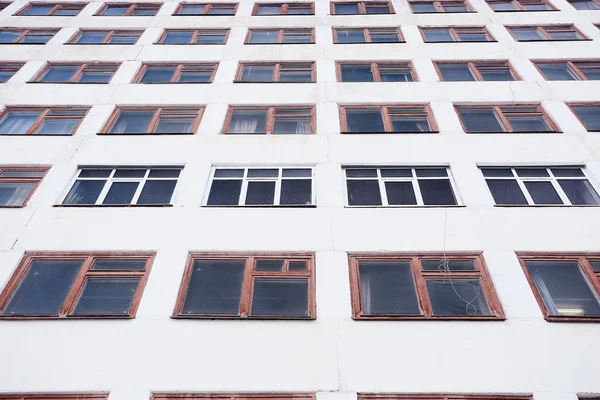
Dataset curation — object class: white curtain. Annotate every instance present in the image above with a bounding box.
[0,183,33,206]
[230,117,258,133]
[360,275,371,314]
[295,120,311,134]
[531,271,558,315]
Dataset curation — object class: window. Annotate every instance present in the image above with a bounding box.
[0,166,48,207]
[246,28,314,43]
[349,253,504,319]
[344,166,459,206]
[134,63,217,83]
[568,0,600,9]
[507,25,587,41]
[158,29,229,44]
[102,107,203,134]
[206,167,314,206]
[32,63,119,83]
[340,105,436,133]
[0,107,89,135]
[16,2,87,15]
[409,0,473,13]
[68,29,143,44]
[0,28,58,44]
[0,3,8,11]
[96,3,162,15]
[173,253,315,318]
[224,106,314,134]
[0,63,24,82]
[253,2,314,14]
[62,167,181,206]
[569,103,600,131]
[236,62,315,82]
[486,0,555,10]
[518,254,600,320]
[456,105,557,133]
[481,166,600,205]
[333,27,404,43]
[421,26,494,42]
[436,61,517,81]
[331,1,394,14]
[0,253,153,318]
[337,62,416,82]
[535,61,600,81]
[175,2,238,14]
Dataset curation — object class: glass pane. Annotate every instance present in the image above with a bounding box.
[132,8,158,15]
[2,260,82,315]
[380,168,412,177]
[108,35,138,44]
[570,0,600,9]
[551,168,584,177]
[109,111,154,133]
[426,279,492,316]
[273,117,311,134]
[35,118,78,135]
[371,30,400,42]
[411,3,436,12]
[102,5,129,15]
[419,179,457,205]
[148,169,181,178]
[358,261,421,315]
[228,110,267,133]
[335,3,359,13]
[76,32,107,44]
[547,31,580,41]
[247,168,279,178]
[525,260,600,317]
[424,29,453,42]
[250,30,279,43]
[490,1,517,9]
[0,31,21,43]
[140,66,176,83]
[287,6,312,14]
[251,279,309,317]
[415,168,447,177]
[22,5,53,15]
[0,170,45,178]
[0,111,40,134]
[194,34,225,44]
[524,181,563,204]
[0,182,36,206]
[207,180,242,205]
[507,116,550,132]
[214,169,244,178]
[347,168,378,178]
[336,29,365,43]
[458,32,488,41]
[537,63,578,81]
[347,180,382,205]
[422,259,476,271]
[289,261,307,271]
[137,180,177,204]
[279,70,312,82]
[572,106,600,130]
[257,5,281,14]
[459,108,504,132]
[92,259,147,270]
[72,278,140,315]
[245,181,276,205]
[558,180,600,205]
[444,4,468,11]
[78,71,113,83]
[365,5,391,13]
[345,109,385,132]
[163,31,193,44]
[79,169,112,178]
[384,182,417,205]
[102,181,138,204]
[282,168,312,177]
[380,69,413,82]
[580,68,600,80]
[283,32,312,43]
[209,6,235,14]
[515,168,549,177]
[486,179,528,204]
[182,259,246,315]
[391,116,431,132]
[155,117,195,133]
[481,168,513,177]
[54,8,82,15]
[0,71,16,83]
[255,259,284,271]
[179,70,212,82]
[114,169,146,178]
[179,5,206,14]
[39,66,79,82]
[438,64,474,81]
[590,261,600,272]
[480,69,514,81]
[21,35,53,44]
[512,28,544,41]
[280,179,312,205]
[63,180,106,204]
[341,64,373,82]
[241,65,274,82]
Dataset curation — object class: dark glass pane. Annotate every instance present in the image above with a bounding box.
[459,108,504,132]
[140,66,176,83]
[0,111,40,134]
[22,5,53,15]
[76,32,107,44]
[380,169,412,177]
[79,169,112,178]
[281,179,312,205]
[92,259,147,270]
[228,110,267,133]
[422,259,476,271]
[524,181,563,204]
[537,63,578,81]
[102,5,129,15]
[512,28,544,41]
[279,70,312,82]
[2,260,82,315]
[525,260,600,317]
[341,64,373,82]
[391,116,431,132]
[0,31,21,43]
[148,169,181,178]
[458,32,488,41]
[289,261,307,271]
[346,168,378,177]
[255,259,284,271]
[39,66,79,82]
[35,118,79,135]
[132,8,158,15]
[207,180,242,205]
[480,69,514,81]
[182,260,245,315]
[109,111,154,133]
[103,182,139,204]
[438,64,474,81]
[486,179,528,204]
[590,261,600,272]
[335,3,359,14]
[385,182,417,205]
[72,278,140,315]
[426,279,492,316]
[558,180,600,205]
[358,261,421,315]
[580,68,600,80]
[283,31,312,43]
[283,168,312,177]
[411,3,436,12]
[54,8,82,16]
[481,168,513,177]
[345,109,385,132]
[137,180,177,204]
[241,65,274,82]
[257,5,281,14]
[250,279,309,317]
[163,31,193,44]
[380,69,412,82]
[490,1,517,10]
[245,181,276,205]
[250,30,278,43]
[370,30,400,42]
[63,180,106,204]
[273,117,311,134]
[424,29,453,42]
[107,35,138,44]
[179,4,206,14]
[0,182,36,206]
[0,170,45,178]
[572,106,600,130]
[551,168,584,177]
[336,29,365,43]
[570,0,600,9]
[347,180,382,205]
[155,117,195,133]
[214,169,244,178]
[0,71,16,83]
[179,70,212,82]
[507,116,550,132]
[415,168,447,177]
[114,169,146,178]
[78,71,113,83]
[247,169,278,178]
[194,34,225,44]
[419,179,457,205]
[547,31,580,41]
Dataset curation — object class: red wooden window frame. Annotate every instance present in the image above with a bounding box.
[245,28,315,43]
[517,253,600,322]
[0,252,155,319]
[568,102,600,131]
[332,27,404,43]
[67,29,144,44]
[0,62,25,81]
[434,60,520,81]
[486,0,556,10]
[30,62,120,83]
[102,106,204,134]
[95,2,162,15]
[0,165,49,207]
[15,2,88,16]
[0,106,90,135]
[336,61,418,81]
[252,2,315,14]
[409,0,474,12]
[222,105,316,134]
[455,104,559,133]
[330,1,395,14]
[157,29,230,44]
[0,28,59,43]
[235,62,316,82]
[339,104,438,133]
[172,253,317,319]
[533,60,600,81]
[506,25,588,41]
[133,63,218,83]
[420,26,495,42]
[349,253,505,320]
[174,2,238,15]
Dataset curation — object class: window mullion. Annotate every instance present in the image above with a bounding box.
[568,62,587,81]
[71,64,86,83]
[27,109,49,135]
[381,107,392,132]
[495,106,512,132]
[378,169,388,206]
[173,64,184,82]
[364,28,371,42]
[274,168,283,205]
[239,170,249,205]
[515,175,535,205]
[148,109,161,134]
[450,28,458,42]
[50,4,60,15]
[59,256,91,317]
[238,258,254,317]
[274,63,281,82]
[96,169,116,205]
[266,107,275,134]
[204,4,211,15]
[549,175,571,205]
[130,170,149,205]
[469,62,484,81]
[411,256,431,317]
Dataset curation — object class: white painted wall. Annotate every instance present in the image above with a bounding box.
[0,1,599,400]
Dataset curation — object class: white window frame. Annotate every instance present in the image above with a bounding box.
[61,166,182,206]
[204,165,316,207]
[343,165,462,207]
[480,166,600,206]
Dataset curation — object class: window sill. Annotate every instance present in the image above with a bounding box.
[203,204,317,208]
[65,43,138,46]
[0,205,26,208]
[341,131,439,134]
[135,82,212,84]
[345,204,465,208]
[233,81,315,83]
[544,316,600,322]
[412,10,477,13]
[425,40,498,43]
[515,39,593,42]
[154,43,226,45]
[54,204,174,207]
[244,42,316,45]
[0,315,135,320]
[0,133,73,136]
[100,132,194,135]
[493,204,600,207]
[172,315,316,320]
[493,9,558,11]
[353,315,505,321]
[28,81,112,84]
[222,132,315,135]
[172,13,236,16]
[466,131,561,134]
[334,42,405,44]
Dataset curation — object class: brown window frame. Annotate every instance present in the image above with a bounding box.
[95,2,162,16]
[0,252,155,319]
[434,60,520,81]
[332,27,404,43]
[157,29,230,44]
[173,253,316,319]
[174,2,238,15]
[420,26,495,42]
[336,61,418,82]
[30,62,120,83]
[517,252,600,322]
[0,28,59,44]
[486,0,557,10]
[245,28,315,44]
[349,253,505,320]
[0,165,49,207]
[0,395,108,400]
[235,62,316,83]
[15,2,88,16]
[455,104,560,133]
[252,2,315,15]
[409,0,475,13]
[133,62,218,83]
[222,105,316,134]
[568,102,600,131]
[533,60,600,81]
[360,395,531,400]
[0,106,90,135]
[506,25,588,41]
[101,106,204,134]
[0,62,25,82]
[67,29,144,44]
[330,1,395,14]
[339,104,438,133]
[0,2,9,11]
